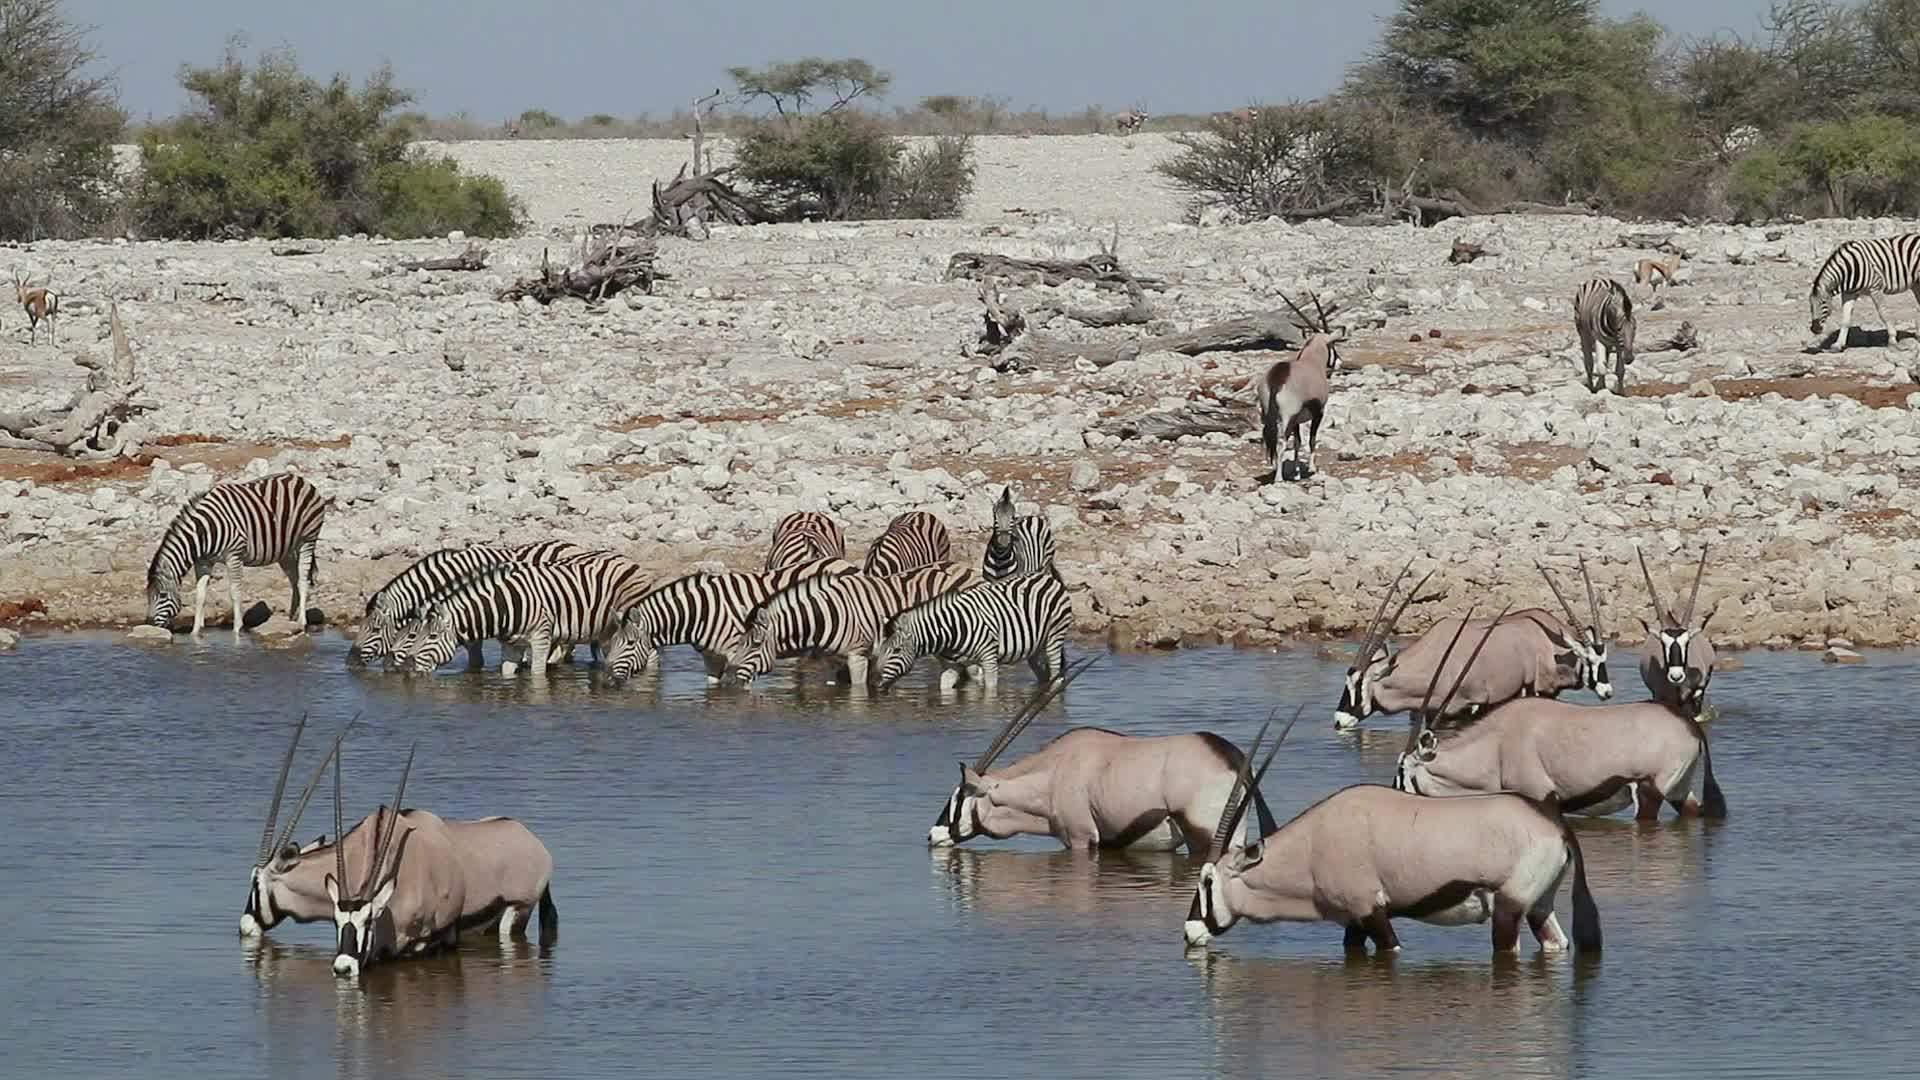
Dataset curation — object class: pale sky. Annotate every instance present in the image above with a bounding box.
[70,0,1782,123]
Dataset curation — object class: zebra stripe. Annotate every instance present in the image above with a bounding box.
[403,556,654,674]
[603,557,858,681]
[1571,277,1636,394]
[353,541,591,663]
[862,511,953,575]
[872,573,1073,691]
[146,472,331,632]
[766,512,847,570]
[1808,233,1920,346]
[982,487,1059,581]
[726,563,975,686]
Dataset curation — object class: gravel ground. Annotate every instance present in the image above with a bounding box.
[4,135,1918,655]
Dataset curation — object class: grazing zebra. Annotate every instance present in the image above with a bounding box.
[352,541,590,667]
[724,563,976,690]
[602,558,859,682]
[765,511,847,571]
[400,556,653,677]
[983,486,1060,581]
[1808,233,1920,351]
[1572,277,1637,395]
[863,511,953,575]
[872,573,1073,693]
[146,472,332,634]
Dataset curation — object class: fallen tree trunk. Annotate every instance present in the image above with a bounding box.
[0,304,153,458]
[398,245,489,272]
[1010,309,1308,370]
[1639,321,1699,354]
[652,164,772,237]
[496,232,663,304]
[946,251,1167,292]
[1032,282,1157,328]
[1448,238,1495,264]
[1097,398,1249,441]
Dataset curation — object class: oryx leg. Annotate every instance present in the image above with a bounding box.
[1632,779,1665,822]
[499,903,529,941]
[1492,896,1526,953]
[1364,909,1401,953]
[225,551,245,634]
[1662,747,1707,817]
[1304,400,1325,477]
[1344,923,1370,954]
[1528,910,1570,952]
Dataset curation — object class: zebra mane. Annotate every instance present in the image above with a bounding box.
[749,570,843,625]
[408,562,520,620]
[147,486,218,583]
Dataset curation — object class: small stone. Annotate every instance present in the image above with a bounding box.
[1823,646,1865,664]
[447,230,466,243]
[443,344,467,372]
[0,628,17,651]
[127,624,172,643]
[1069,460,1101,492]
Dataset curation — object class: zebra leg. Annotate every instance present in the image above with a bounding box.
[191,571,211,635]
[226,551,245,634]
[465,641,486,670]
[1867,291,1899,347]
[1835,296,1857,351]
[846,652,870,697]
[978,653,1001,694]
[1613,346,1627,396]
[1578,335,1598,391]
[526,624,552,679]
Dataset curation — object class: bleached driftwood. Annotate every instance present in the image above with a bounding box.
[397,244,490,272]
[0,304,153,458]
[496,230,663,304]
[1098,398,1250,441]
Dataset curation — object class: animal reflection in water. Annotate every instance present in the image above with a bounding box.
[936,847,1194,926]
[1192,951,1579,1080]
[1186,624,1602,957]
[926,659,1278,859]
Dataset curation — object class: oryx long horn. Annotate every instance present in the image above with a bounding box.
[1208,714,1272,857]
[1211,706,1299,858]
[361,743,416,900]
[1357,559,1415,660]
[1279,290,1317,333]
[1373,569,1436,659]
[257,715,309,866]
[1310,292,1332,333]
[1579,553,1603,636]
[1417,604,1480,719]
[1636,545,1673,626]
[272,716,358,857]
[332,752,347,890]
[971,655,1098,772]
[1682,546,1710,626]
[1432,604,1512,720]
[1535,560,1582,631]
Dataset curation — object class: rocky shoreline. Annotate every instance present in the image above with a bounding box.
[4,136,1919,654]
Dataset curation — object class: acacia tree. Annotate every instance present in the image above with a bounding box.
[726,58,890,127]
[0,0,125,239]
[1370,0,1600,136]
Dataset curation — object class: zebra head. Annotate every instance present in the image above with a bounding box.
[406,608,461,673]
[350,603,397,666]
[603,609,658,682]
[872,609,930,690]
[990,486,1016,549]
[723,607,779,687]
[145,565,181,628]
[1809,286,1835,336]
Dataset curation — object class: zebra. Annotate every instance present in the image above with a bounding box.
[765,511,847,571]
[871,573,1073,693]
[146,472,332,635]
[862,511,953,575]
[983,486,1060,582]
[602,558,859,683]
[1808,233,1920,352]
[724,563,976,690]
[1572,277,1637,395]
[351,541,590,667]
[400,557,653,677]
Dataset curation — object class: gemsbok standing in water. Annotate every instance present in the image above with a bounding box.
[1635,544,1719,718]
[1334,562,1611,730]
[241,715,353,938]
[325,745,464,978]
[926,659,1277,858]
[1572,276,1637,394]
[1807,232,1920,351]
[1256,292,1344,483]
[1185,617,1602,957]
[146,472,332,635]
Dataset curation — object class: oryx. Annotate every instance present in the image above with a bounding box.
[1185,625,1601,956]
[927,658,1277,858]
[241,714,355,937]
[1334,561,1610,730]
[1256,291,1344,482]
[1635,544,1718,717]
[324,746,465,978]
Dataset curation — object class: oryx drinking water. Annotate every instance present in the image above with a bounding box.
[241,715,354,938]
[1334,561,1611,731]
[324,745,463,978]
[1186,631,1601,956]
[926,659,1278,858]
[1635,544,1718,717]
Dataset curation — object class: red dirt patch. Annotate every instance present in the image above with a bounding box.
[0,435,350,486]
[1630,376,1912,408]
[0,597,47,623]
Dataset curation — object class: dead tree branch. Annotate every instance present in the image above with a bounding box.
[1097,398,1250,441]
[651,164,772,237]
[0,304,153,458]
[496,231,664,305]
[1639,321,1699,354]
[1448,238,1496,264]
[1010,309,1309,370]
[945,250,1167,292]
[396,244,490,272]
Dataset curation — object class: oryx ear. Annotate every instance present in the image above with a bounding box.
[1635,616,1652,637]
[371,876,397,912]
[1416,729,1439,759]
[323,874,341,905]
[960,763,985,788]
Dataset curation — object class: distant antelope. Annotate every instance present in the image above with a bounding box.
[1634,257,1680,287]
[1572,277,1637,394]
[1185,617,1602,956]
[1114,109,1148,135]
[1217,106,1259,127]
[1257,291,1344,482]
[1334,563,1609,730]
[1635,545,1719,717]
[1807,233,1920,351]
[14,270,57,344]
[926,659,1278,858]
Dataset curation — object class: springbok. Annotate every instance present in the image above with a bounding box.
[1257,292,1343,482]
[1334,564,1609,730]
[324,746,465,978]
[14,269,57,345]
[1636,545,1718,717]
[927,658,1276,858]
[1185,623,1602,956]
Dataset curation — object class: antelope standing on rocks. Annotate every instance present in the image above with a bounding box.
[1186,618,1602,956]
[1114,109,1149,135]
[925,659,1275,857]
[1257,292,1344,483]
[14,269,57,345]
[1636,545,1719,717]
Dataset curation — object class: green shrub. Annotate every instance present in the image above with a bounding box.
[132,44,524,239]
[1157,102,1395,221]
[889,136,975,218]
[0,0,126,239]
[516,108,563,131]
[735,112,900,219]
